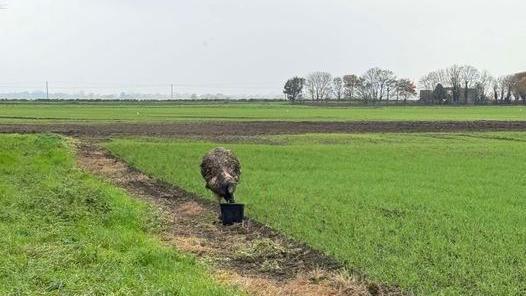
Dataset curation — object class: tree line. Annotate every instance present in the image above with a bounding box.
[283,68,416,103]
[420,65,526,105]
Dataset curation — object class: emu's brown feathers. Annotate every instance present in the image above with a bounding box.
[200,147,241,203]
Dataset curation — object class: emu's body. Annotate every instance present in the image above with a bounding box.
[200,147,241,203]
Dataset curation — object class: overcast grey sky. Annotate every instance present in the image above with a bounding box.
[1,0,525,95]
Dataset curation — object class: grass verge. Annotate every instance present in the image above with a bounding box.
[0,134,238,295]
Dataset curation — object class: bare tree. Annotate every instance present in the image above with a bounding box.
[306,72,333,101]
[492,78,500,103]
[361,67,382,101]
[378,69,396,101]
[474,70,494,104]
[429,70,447,88]
[418,73,433,90]
[492,75,517,104]
[343,74,361,99]
[502,75,517,104]
[358,81,373,102]
[332,77,343,100]
[494,76,508,104]
[361,67,395,102]
[385,78,398,102]
[446,65,463,104]
[419,69,447,91]
[461,65,480,104]
[433,69,448,86]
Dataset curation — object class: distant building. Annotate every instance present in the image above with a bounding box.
[419,90,433,103]
[420,86,478,104]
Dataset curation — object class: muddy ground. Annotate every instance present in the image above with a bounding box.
[2,120,526,137]
[76,141,404,296]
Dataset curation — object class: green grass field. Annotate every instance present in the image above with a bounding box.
[107,133,526,295]
[0,134,238,295]
[0,102,525,123]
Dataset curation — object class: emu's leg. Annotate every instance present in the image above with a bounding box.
[215,194,223,220]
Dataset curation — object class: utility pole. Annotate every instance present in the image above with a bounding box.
[46,81,49,100]
[170,84,174,99]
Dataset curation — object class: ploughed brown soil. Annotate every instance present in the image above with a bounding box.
[76,140,405,296]
[2,120,526,137]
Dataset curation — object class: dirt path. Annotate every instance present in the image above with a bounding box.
[3,120,526,137]
[75,140,403,296]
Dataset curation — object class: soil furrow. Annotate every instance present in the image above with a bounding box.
[2,120,526,138]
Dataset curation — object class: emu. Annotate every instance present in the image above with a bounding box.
[200,147,241,203]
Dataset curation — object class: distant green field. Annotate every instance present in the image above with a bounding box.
[0,134,238,295]
[107,133,526,295]
[0,102,525,122]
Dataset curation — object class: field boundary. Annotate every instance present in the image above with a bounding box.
[2,120,526,137]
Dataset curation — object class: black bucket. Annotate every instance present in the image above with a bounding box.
[220,203,244,225]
